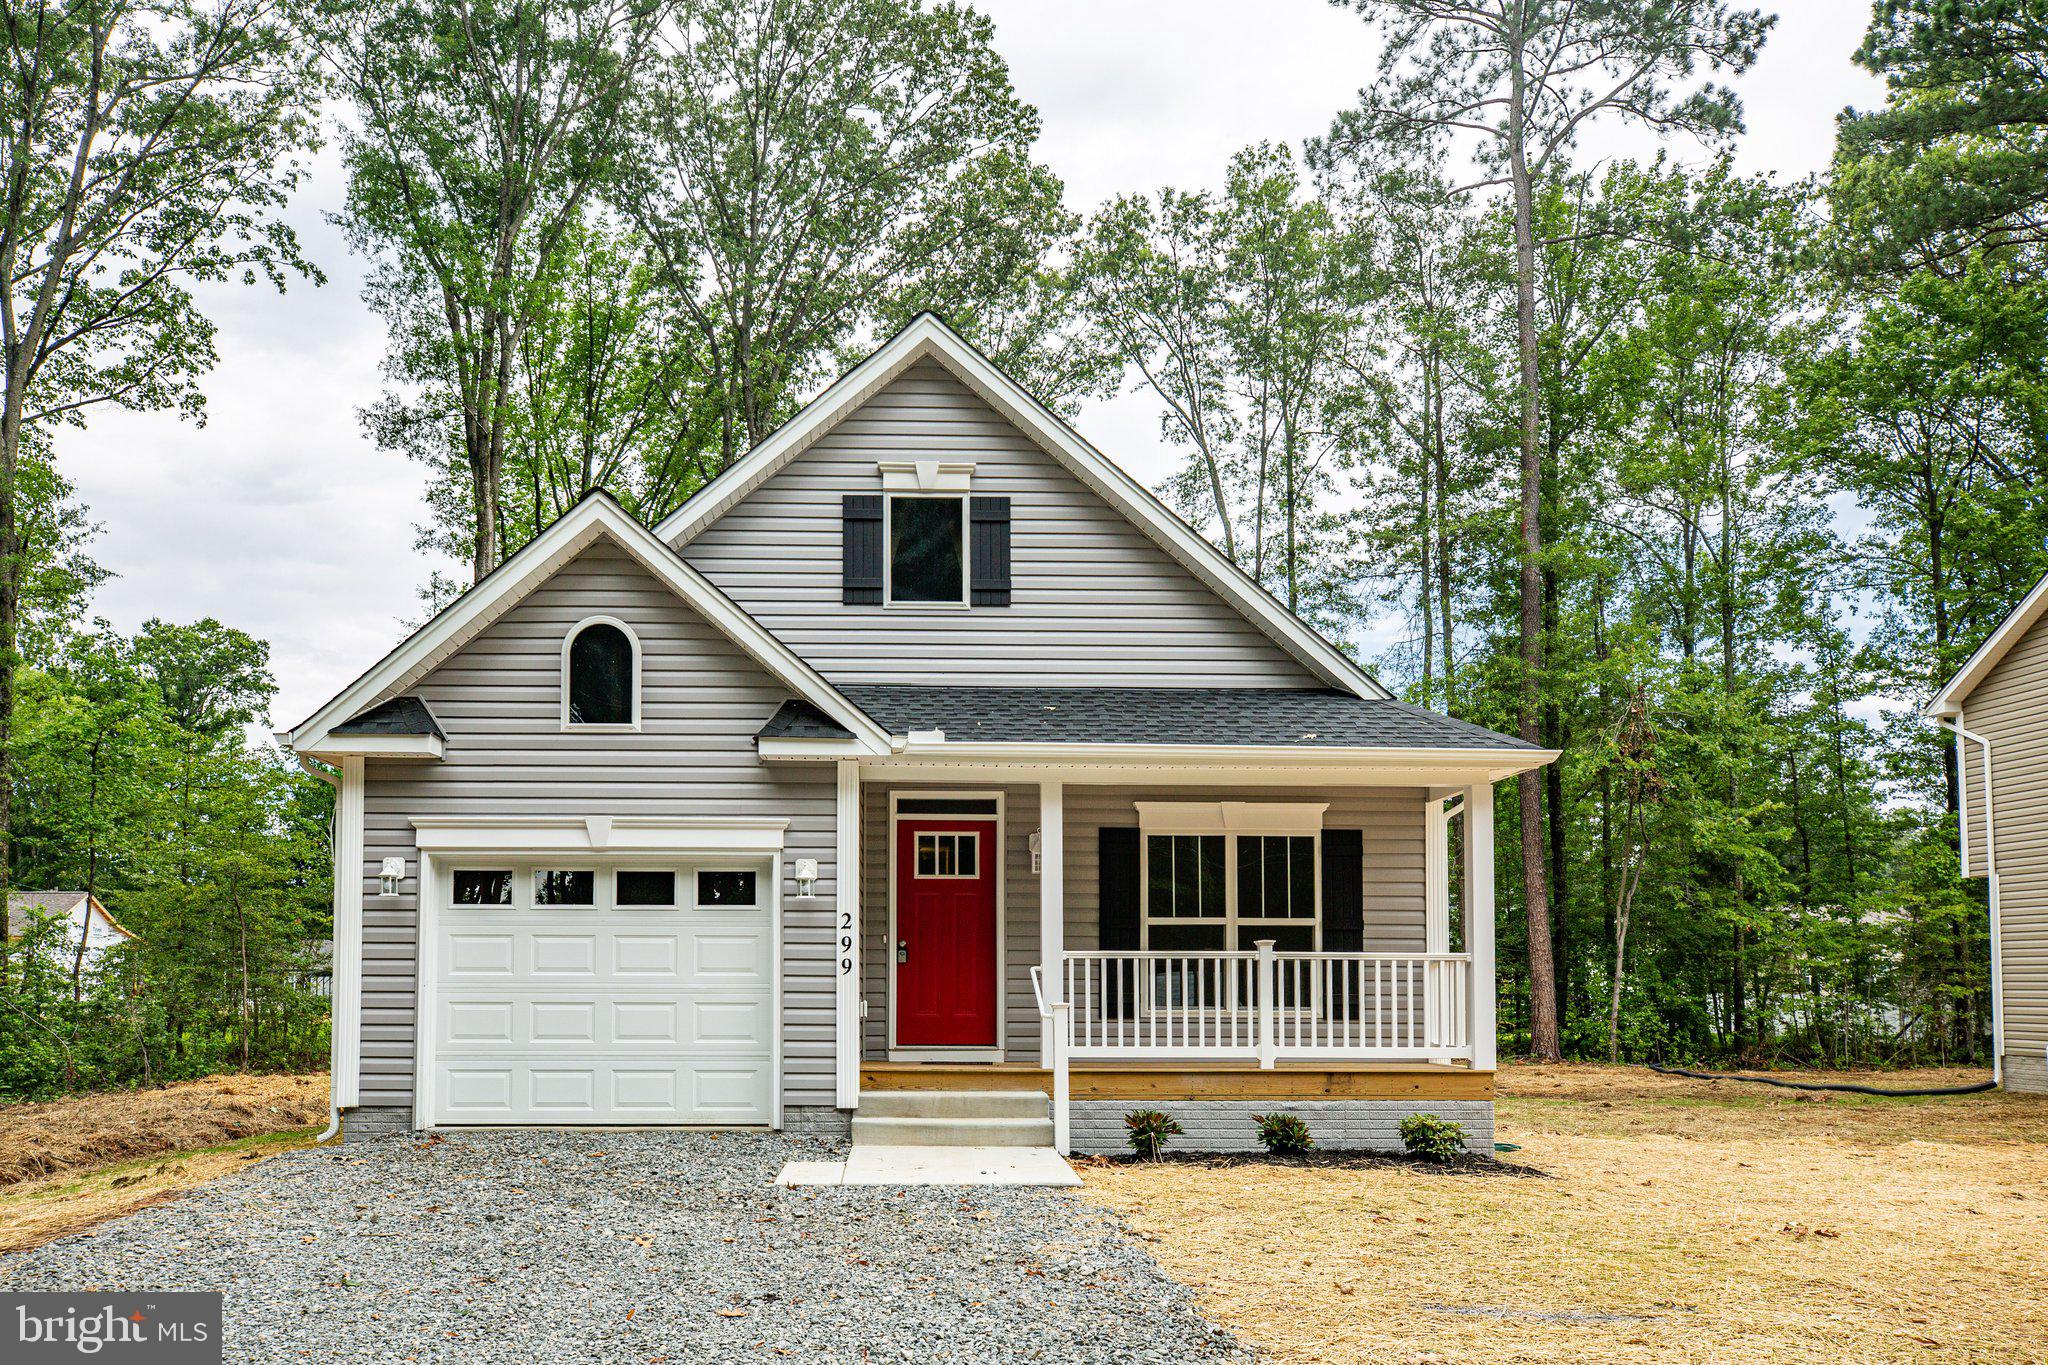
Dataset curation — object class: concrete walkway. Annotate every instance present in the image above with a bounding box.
[777,1144,1081,1187]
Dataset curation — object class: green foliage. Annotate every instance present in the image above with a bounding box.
[1252,1111,1314,1156]
[1123,1109,1184,1160]
[1398,1113,1467,1164]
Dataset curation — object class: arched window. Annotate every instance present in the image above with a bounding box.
[564,619,637,728]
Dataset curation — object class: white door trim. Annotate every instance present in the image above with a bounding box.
[886,789,1006,1060]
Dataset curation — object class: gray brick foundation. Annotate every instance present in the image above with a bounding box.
[341,1107,414,1142]
[783,1106,852,1139]
[2002,1051,2047,1094]
[1069,1098,1494,1156]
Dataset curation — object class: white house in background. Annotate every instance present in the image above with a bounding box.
[281,314,1556,1155]
[7,891,137,973]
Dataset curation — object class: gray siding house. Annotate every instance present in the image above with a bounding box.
[1928,572,2048,1094]
[284,315,1553,1152]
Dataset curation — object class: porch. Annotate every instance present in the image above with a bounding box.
[829,768,1507,1152]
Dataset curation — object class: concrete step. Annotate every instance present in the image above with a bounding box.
[856,1089,1051,1121]
[850,1115,1056,1148]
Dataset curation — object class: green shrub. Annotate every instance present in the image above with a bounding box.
[1398,1112,1467,1164]
[1252,1111,1314,1155]
[1124,1108,1183,1159]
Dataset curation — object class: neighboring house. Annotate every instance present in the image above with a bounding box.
[6,891,137,975]
[1926,570,2048,1094]
[281,315,1555,1153]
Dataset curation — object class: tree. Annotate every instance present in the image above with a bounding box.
[1833,0,2048,276]
[312,0,674,582]
[621,0,1088,469]
[0,0,316,987]
[1322,0,1773,1060]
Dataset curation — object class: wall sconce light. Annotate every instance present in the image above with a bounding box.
[1028,829,1042,874]
[378,857,405,896]
[794,857,819,898]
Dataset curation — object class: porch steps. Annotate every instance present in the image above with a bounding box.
[851,1090,1054,1147]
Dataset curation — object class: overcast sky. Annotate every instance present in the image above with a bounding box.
[55,1,1887,733]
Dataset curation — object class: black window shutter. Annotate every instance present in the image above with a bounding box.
[1321,828,1364,953]
[842,494,883,604]
[969,496,1011,606]
[1099,827,1140,1019]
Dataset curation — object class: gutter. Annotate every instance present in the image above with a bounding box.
[1931,714,2003,1087]
[293,752,346,1144]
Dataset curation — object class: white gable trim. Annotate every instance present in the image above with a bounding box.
[286,495,892,754]
[654,314,1390,699]
[1927,567,2048,717]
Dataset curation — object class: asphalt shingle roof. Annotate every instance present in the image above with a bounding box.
[333,696,445,739]
[758,699,860,740]
[761,685,1537,750]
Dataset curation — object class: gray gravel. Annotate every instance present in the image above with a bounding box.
[0,1131,1247,1364]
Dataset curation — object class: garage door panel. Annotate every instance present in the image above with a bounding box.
[429,869,773,1127]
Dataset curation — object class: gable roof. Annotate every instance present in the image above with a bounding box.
[285,493,892,755]
[653,313,1391,700]
[6,891,137,942]
[1927,567,2048,717]
[333,695,444,738]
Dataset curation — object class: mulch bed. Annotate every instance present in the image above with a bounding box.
[1077,1149,1550,1177]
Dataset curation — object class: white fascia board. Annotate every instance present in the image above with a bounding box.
[1926,567,2048,717]
[288,495,890,754]
[654,314,1389,700]
[410,815,790,856]
[889,739,1556,771]
[756,736,870,760]
[302,735,445,760]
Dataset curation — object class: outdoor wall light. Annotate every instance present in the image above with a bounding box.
[378,857,405,896]
[794,857,819,897]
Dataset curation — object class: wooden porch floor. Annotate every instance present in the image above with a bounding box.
[860,1061,1493,1101]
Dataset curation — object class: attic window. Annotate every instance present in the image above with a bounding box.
[564,617,639,729]
[888,496,966,605]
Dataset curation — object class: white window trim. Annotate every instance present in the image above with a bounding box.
[877,458,974,492]
[912,830,982,880]
[1137,804,1326,956]
[883,493,969,610]
[560,615,643,732]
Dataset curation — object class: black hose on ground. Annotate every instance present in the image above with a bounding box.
[1645,1062,1997,1097]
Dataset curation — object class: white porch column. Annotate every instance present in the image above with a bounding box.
[1039,778,1065,1066]
[834,759,861,1109]
[332,756,365,1111]
[1424,798,1452,956]
[1463,779,1497,1071]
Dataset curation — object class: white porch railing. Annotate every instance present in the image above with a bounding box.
[1058,945,1472,1063]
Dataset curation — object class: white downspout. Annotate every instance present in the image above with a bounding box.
[1934,714,2002,1087]
[294,752,346,1142]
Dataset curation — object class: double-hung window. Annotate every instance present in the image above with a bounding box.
[887,495,967,605]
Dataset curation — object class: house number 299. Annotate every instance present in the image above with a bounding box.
[840,909,855,975]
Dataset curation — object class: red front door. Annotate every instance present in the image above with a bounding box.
[895,818,999,1048]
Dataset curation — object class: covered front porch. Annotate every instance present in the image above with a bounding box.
[820,753,1516,1152]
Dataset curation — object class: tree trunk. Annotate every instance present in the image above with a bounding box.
[1508,56,1559,1063]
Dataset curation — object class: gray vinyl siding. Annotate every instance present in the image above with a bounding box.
[678,358,1321,688]
[355,539,838,1117]
[1957,610,2048,1088]
[858,784,1429,1063]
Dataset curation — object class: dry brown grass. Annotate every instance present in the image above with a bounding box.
[0,1128,319,1255]
[1083,1063,2048,1363]
[0,1073,327,1187]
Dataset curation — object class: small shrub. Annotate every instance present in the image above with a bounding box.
[1252,1111,1314,1155]
[1124,1108,1183,1159]
[1398,1112,1467,1164]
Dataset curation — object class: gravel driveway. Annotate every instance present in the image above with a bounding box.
[0,1131,1245,1364]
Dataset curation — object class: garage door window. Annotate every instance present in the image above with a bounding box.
[453,869,513,905]
[615,870,678,908]
[695,869,758,908]
[534,869,596,907]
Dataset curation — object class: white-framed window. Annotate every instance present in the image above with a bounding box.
[614,869,678,909]
[561,615,641,730]
[913,830,980,879]
[444,862,770,912]
[533,869,597,907]
[694,868,760,909]
[1136,803,1326,958]
[885,495,967,607]
[451,869,514,906]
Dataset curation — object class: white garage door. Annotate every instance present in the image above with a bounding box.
[426,861,774,1126]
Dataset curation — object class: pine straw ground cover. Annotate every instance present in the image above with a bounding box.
[1080,1062,2048,1363]
[0,1073,326,1254]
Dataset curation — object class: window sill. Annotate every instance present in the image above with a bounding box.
[561,722,641,734]
[881,601,972,612]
